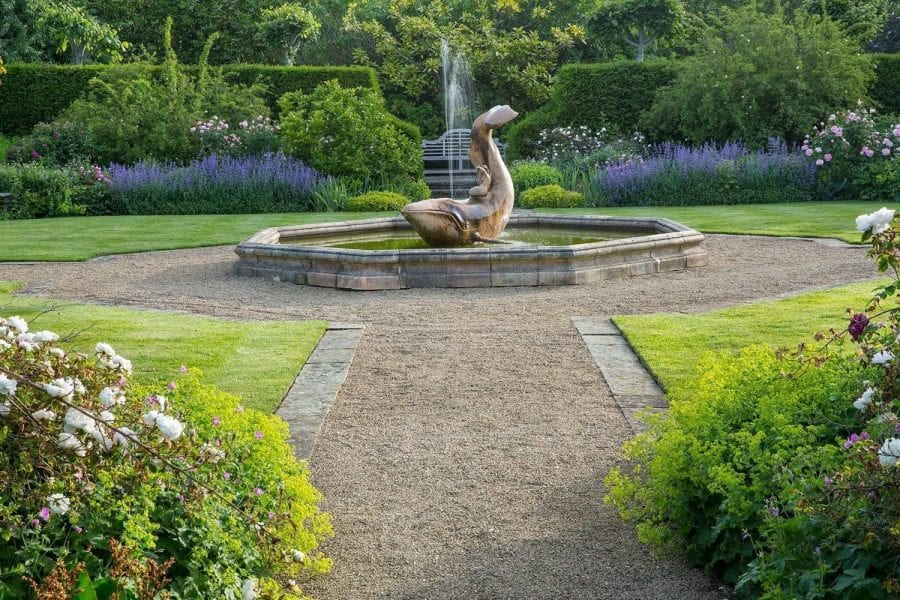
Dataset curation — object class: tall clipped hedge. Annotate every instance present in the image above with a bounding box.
[506,61,678,158]
[0,63,380,136]
[871,53,900,115]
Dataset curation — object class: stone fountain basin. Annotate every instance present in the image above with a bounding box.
[233,214,708,290]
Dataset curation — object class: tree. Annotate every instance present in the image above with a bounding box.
[805,0,891,45]
[0,0,52,62]
[38,0,127,64]
[257,3,321,65]
[588,0,685,61]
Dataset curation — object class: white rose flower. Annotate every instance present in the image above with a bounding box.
[872,350,894,365]
[878,437,900,467]
[31,408,57,421]
[90,426,114,452]
[0,403,10,417]
[110,355,132,374]
[49,348,65,358]
[0,339,11,350]
[98,387,125,408]
[242,578,257,600]
[155,414,184,440]
[291,549,306,562]
[853,387,875,411]
[142,410,160,426]
[0,374,17,397]
[95,342,115,356]
[57,431,84,452]
[99,410,115,423]
[47,493,71,515]
[7,316,28,333]
[31,331,59,343]
[43,377,75,399]
[856,207,895,234]
[114,426,137,447]
[64,407,97,432]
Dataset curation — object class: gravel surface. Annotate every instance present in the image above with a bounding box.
[0,234,877,599]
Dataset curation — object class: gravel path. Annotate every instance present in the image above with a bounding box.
[0,235,877,599]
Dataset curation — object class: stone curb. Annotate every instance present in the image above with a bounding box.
[275,323,364,459]
[572,316,666,434]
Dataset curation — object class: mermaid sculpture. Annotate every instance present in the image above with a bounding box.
[401,105,518,246]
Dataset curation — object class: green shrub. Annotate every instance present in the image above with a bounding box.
[346,191,409,212]
[0,163,112,219]
[510,162,563,197]
[519,184,583,208]
[871,54,900,115]
[6,121,97,166]
[605,346,870,584]
[0,63,380,137]
[505,61,677,158]
[641,8,873,146]
[279,81,424,184]
[0,321,331,598]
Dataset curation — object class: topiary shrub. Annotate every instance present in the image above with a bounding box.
[346,191,409,212]
[0,317,332,598]
[519,184,583,208]
[279,81,424,185]
[510,162,563,197]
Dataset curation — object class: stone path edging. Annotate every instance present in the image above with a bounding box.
[275,323,364,459]
[572,316,667,434]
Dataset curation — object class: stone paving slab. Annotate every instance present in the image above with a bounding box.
[275,325,364,459]
[573,317,667,433]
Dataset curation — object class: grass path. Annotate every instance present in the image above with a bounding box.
[612,279,883,399]
[0,201,891,261]
[0,282,324,411]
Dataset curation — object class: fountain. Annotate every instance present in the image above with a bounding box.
[234,107,708,290]
[440,38,475,200]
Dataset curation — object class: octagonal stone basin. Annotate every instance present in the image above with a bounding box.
[233,214,708,290]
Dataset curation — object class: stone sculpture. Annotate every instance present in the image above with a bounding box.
[401,105,518,246]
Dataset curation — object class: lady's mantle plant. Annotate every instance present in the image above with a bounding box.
[0,319,331,598]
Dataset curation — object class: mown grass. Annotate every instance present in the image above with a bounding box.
[612,279,885,397]
[0,282,325,412]
[0,201,890,262]
[542,201,893,243]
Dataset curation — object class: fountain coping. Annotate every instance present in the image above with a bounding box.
[234,214,708,290]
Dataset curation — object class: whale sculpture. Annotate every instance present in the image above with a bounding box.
[401,105,518,246]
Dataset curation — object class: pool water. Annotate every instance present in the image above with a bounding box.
[284,226,647,250]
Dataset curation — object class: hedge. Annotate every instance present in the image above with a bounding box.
[0,63,380,136]
[871,53,900,115]
[506,60,678,158]
[507,55,899,158]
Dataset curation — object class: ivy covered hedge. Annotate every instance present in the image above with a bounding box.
[0,63,380,136]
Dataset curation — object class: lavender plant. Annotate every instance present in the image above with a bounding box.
[107,153,327,215]
[591,139,818,206]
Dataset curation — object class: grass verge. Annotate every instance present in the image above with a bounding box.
[0,281,325,412]
[612,279,884,398]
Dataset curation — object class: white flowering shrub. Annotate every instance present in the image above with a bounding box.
[605,208,900,598]
[191,114,281,157]
[0,321,332,598]
[531,125,646,171]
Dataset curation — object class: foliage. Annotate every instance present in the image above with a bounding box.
[0,322,331,598]
[191,115,281,157]
[510,162,564,196]
[107,153,327,215]
[505,61,677,158]
[279,80,424,184]
[641,7,873,146]
[588,0,686,61]
[519,184,583,208]
[870,53,900,115]
[804,0,891,45]
[0,163,114,219]
[0,63,379,137]
[802,105,899,202]
[590,140,817,206]
[0,0,50,63]
[6,121,97,167]
[344,0,586,116]
[38,0,127,65]
[530,126,647,173]
[346,190,409,212]
[61,19,269,164]
[257,3,321,66]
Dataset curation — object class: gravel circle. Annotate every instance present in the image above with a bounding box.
[0,234,878,599]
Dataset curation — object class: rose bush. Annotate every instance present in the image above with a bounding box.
[0,319,331,598]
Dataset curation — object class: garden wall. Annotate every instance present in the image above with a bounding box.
[0,64,380,136]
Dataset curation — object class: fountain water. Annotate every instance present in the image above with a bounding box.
[440,38,475,200]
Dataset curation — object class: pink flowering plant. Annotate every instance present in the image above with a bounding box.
[0,319,331,598]
[803,104,899,201]
[191,114,280,157]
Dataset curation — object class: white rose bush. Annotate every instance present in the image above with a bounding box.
[0,320,332,598]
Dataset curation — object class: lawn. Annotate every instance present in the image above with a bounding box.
[612,279,884,399]
[542,201,892,243]
[0,201,891,262]
[0,211,385,261]
[0,282,325,411]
